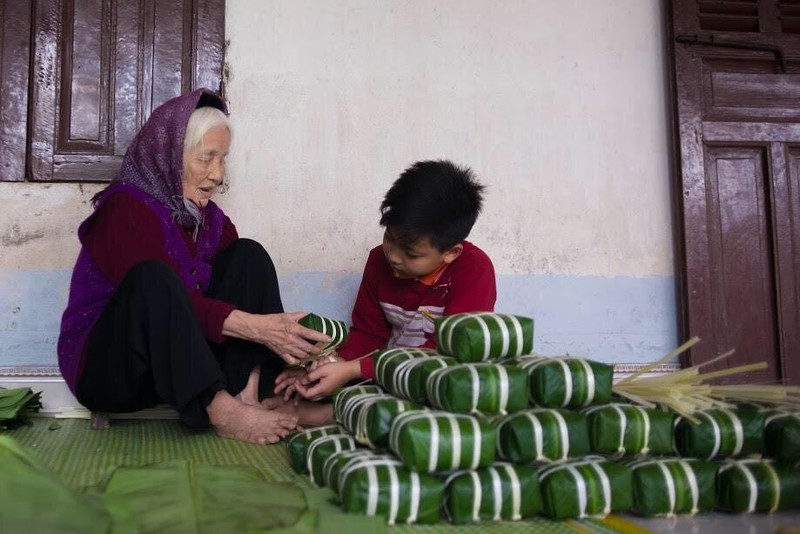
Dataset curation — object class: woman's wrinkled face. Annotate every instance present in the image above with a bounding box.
[183,126,230,207]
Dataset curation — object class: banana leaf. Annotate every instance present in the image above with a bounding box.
[443,462,541,524]
[103,460,311,533]
[374,348,457,404]
[0,387,43,429]
[583,403,674,457]
[538,457,633,520]
[0,436,113,533]
[626,458,717,517]
[674,408,764,460]
[286,424,346,474]
[434,313,534,362]
[426,362,528,416]
[762,409,800,464]
[298,313,348,351]
[389,410,496,472]
[496,408,590,463]
[717,459,800,513]
[509,356,613,408]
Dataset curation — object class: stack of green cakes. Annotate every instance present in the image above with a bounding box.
[286,312,800,525]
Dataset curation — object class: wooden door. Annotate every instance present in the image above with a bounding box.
[669,0,800,384]
[0,1,32,182]
[26,0,225,182]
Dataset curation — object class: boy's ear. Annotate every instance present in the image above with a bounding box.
[442,243,464,264]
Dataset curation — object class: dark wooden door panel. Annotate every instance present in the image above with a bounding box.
[670,0,800,384]
[778,146,800,381]
[702,146,779,382]
[0,1,32,182]
[29,0,224,182]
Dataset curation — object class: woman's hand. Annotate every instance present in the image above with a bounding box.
[294,359,361,401]
[222,310,331,365]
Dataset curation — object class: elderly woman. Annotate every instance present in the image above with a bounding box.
[58,89,331,444]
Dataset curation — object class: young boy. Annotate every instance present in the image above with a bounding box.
[274,159,496,402]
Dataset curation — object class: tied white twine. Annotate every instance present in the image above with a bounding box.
[286,424,341,448]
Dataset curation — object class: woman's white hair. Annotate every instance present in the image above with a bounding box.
[183,106,231,154]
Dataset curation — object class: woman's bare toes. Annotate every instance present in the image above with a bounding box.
[208,391,298,444]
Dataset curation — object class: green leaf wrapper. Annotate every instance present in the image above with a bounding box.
[583,403,674,457]
[353,396,424,449]
[0,436,111,533]
[306,433,358,486]
[323,450,403,496]
[627,458,717,517]
[717,459,800,513]
[336,392,396,436]
[332,385,384,422]
[426,363,529,416]
[538,457,632,520]
[443,463,541,524]
[434,313,534,362]
[674,408,764,460]
[509,356,614,408]
[285,424,346,474]
[298,313,348,351]
[339,460,445,525]
[762,409,800,464]
[496,408,590,463]
[389,410,497,473]
[373,348,457,403]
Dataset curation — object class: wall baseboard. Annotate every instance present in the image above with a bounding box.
[1,362,681,418]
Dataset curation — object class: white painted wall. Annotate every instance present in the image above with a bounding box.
[0,0,676,370]
[223,0,672,277]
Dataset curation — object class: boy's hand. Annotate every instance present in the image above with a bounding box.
[274,367,312,400]
[308,351,343,371]
[294,360,361,401]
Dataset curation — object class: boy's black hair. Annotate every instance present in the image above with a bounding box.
[379,160,485,251]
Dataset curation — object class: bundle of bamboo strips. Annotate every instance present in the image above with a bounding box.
[613,337,800,422]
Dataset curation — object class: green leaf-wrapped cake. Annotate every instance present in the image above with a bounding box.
[388,410,496,473]
[443,462,541,524]
[495,408,590,463]
[434,313,534,362]
[627,458,717,517]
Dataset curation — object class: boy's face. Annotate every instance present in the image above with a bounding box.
[382,227,463,280]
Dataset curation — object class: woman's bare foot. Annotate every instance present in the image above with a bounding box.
[236,365,262,407]
[261,396,334,427]
[207,390,298,444]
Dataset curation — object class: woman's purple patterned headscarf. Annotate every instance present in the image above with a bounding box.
[110,88,227,230]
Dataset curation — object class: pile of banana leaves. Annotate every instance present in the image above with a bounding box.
[0,435,385,533]
[0,387,42,429]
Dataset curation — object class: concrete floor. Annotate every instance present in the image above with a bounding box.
[628,511,800,533]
